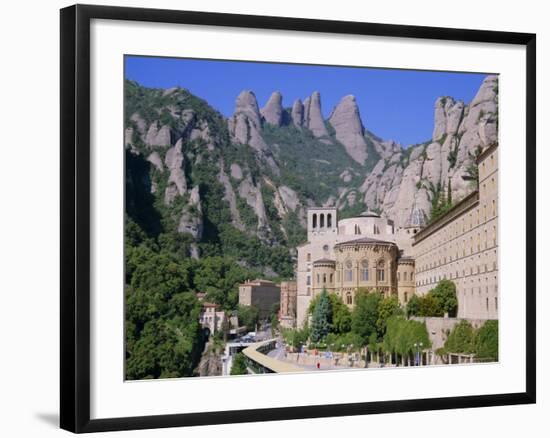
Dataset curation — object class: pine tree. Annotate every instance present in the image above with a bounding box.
[310,289,332,343]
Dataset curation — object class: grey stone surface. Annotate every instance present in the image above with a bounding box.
[260,91,284,126]
[328,95,367,164]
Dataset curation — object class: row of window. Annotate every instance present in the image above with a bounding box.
[417,232,497,273]
[397,271,414,281]
[416,203,497,255]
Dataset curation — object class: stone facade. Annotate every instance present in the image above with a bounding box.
[296,207,413,327]
[238,279,281,318]
[279,281,297,328]
[412,143,498,319]
[199,302,228,335]
[295,143,498,328]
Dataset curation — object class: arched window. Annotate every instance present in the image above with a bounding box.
[376,260,385,282]
[345,260,353,282]
[404,271,408,281]
[330,273,333,283]
[307,253,311,262]
[317,274,320,284]
[346,293,352,305]
[320,213,325,228]
[323,273,327,283]
[312,214,317,229]
[404,292,408,303]
[360,259,369,281]
[327,214,332,228]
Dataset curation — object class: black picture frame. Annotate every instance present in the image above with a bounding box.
[60,4,536,433]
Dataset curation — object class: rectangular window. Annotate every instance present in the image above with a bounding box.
[361,269,369,281]
[306,276,311,286]
[377,269,385,282]
[345,270,353,282]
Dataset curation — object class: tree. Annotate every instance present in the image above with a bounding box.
[376,296,403,337]
[330,294,352,334]
[431,279,458,317]
[475,320,498,361]
[193,256,250,310]
[308,292,351,334]
[310,289,332,343]
[382,316,431,365]
[406,294,422,317]
[351,290,381,344]
[237,305,259,332]
[406,280,458,318]
[443,320,476,354]
[230,353,248,375]
[281,325,309,350]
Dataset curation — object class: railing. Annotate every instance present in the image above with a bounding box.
[242,339,303,374]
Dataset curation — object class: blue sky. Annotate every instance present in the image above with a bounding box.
[125,56,489,146]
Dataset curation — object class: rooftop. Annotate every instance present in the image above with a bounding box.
[334,236,395,247]
[313,258,336,264]
[240,278,277,286]
[359,210,381,218]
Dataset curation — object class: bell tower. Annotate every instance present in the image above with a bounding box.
[307,207,338,242]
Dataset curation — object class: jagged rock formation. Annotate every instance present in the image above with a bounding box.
[228,90,267,152]
[218,164,245,231]
[177,186,203,240]
[328,95,368,164]
[124,74,498,266]
[261,91,284,126]
[238,176,270,232]
[164,138,187,205]
[361,74,499,225]
[145,121,172,148]
[291,99,304,127]
[303,91,328,137]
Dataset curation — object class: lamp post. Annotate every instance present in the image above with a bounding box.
[414,342,423,366]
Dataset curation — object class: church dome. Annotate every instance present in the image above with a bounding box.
[359,210,381,218]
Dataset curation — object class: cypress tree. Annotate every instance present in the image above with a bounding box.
[310,289,332,343]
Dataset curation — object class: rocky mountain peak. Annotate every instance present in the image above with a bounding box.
[234,90,262,128]
[291,99,304,127]
[328,94,368,165]
[229,90,267,152]
[303,91,328,137]
[261,91,284,126]
[432,96,464,141]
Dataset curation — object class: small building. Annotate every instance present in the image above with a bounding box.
[238,279,281,318]
[279,281,297,328]
[199,302,228,335]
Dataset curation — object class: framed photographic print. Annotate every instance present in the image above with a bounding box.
[60,4,536,433]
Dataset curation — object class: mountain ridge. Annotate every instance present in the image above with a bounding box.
[124,75,498,276]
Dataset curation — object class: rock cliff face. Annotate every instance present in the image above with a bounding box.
[260,91,284,126]
[291,99,304,127]
[125,74,498,262]
[328,95,368,165]
[303,91,329,138]
[228,90,267,152]
[360,75,499,225]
